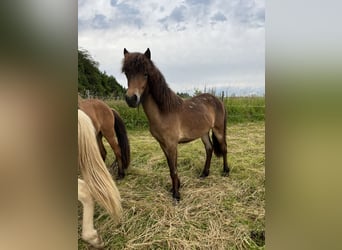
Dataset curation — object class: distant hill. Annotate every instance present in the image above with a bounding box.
[78,49,125,98]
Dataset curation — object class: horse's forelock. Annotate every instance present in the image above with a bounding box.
[122,52,150,74]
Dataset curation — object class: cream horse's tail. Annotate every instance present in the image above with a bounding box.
[78,109,122,222]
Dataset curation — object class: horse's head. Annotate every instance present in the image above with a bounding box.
[122,48,151,108]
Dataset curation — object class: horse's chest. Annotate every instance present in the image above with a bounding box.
[149,123,178,143]
[149,129,166,145]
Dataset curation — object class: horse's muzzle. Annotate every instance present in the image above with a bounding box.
[125,94,139,108]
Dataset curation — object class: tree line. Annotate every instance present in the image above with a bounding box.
[78,49,125,98]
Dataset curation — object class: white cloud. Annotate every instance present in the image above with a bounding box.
[78,0,264,94]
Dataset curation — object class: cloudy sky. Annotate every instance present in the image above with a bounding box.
[78,0,264,95]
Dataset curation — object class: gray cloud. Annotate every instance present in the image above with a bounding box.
[110,0,117,6]
[211,12,227,22]
[115,3,143,29]
[186,0,211,6]
[158,5,188,31]
[79,3,143,30]
[116,3,140,16]
[233,0,265,28]
[169,5,187,22]
[92,14,110,29]
[79,0,263,32]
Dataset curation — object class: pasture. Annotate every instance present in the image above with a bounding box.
[78,98,265,249]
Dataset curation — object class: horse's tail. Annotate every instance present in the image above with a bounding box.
[112,109,131,169]
[78,110,122,223]
[212,107,227,157]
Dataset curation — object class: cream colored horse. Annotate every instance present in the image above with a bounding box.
[78,109,122,248]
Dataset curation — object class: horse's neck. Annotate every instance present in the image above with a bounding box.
[141,94,162,123]
[141,94,175,141]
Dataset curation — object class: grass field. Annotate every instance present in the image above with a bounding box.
[78,116,265,249]
[105,96,265,130]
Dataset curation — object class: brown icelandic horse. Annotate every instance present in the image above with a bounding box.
[78,97,130,179]
[122,48,229,201]
[78,109,122,248]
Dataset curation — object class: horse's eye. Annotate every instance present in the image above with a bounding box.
[144,73,148,78]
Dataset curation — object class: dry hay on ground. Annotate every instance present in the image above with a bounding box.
[78,122,265,249]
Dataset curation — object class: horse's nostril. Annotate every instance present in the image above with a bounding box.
[125,95,137,101]
[125,94,138,107]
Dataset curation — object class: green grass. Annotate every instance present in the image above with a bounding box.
[106,100,149,130]
[78,121,265,249]
[106,96,265,130]
[224,97,265,123]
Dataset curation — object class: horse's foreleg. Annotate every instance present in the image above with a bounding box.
[200,133,213,178]
[160,144,181,201]
[78,179,104,249]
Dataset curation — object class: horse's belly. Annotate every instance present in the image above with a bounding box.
[178,130,204,143]
[179,136,195,144]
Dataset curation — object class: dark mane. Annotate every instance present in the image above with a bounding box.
[122,52,183,113]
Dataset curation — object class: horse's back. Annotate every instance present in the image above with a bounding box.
[79,98,110,113]
[182,94,224,121]
[191,93,224,111]
[79,99,114,130]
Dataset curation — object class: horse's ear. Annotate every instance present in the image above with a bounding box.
[124,48,129,56]
[144,48,151,60]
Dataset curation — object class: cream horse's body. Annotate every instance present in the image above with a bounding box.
[78,109,122,248]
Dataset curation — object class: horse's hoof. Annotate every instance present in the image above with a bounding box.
[172,191,181,200]
[222,171,230,177]
[172,198,180,206]
[85,232,104,249]
[108,167,115,177]
[116,173,125,180]
[172,194,180,205]
[110,161,118,169]
[92,241,104,249]
[199,172,209,179]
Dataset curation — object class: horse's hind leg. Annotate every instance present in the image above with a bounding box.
[222,150,229,176]
[200,133,213,178]
[212,127,230,176]
[78,179,104,249]
[220,135,229,176]
[96,133,107,161]
[103,130,124,179]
